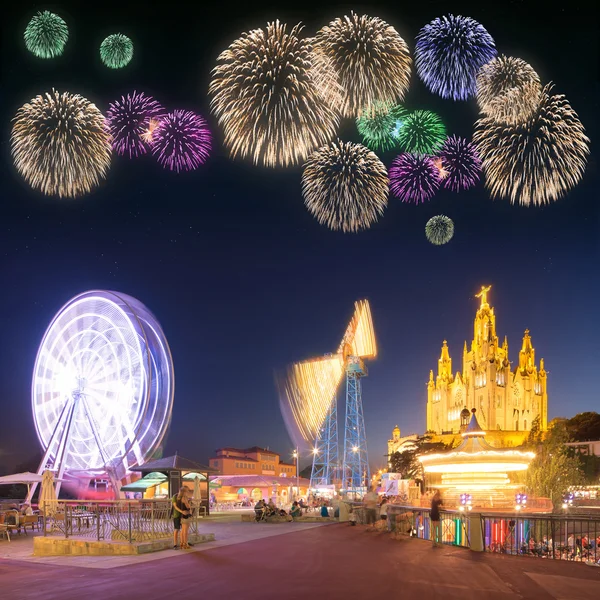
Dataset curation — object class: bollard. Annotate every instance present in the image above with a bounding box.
[469,512,484,552]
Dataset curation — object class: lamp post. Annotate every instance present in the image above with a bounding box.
[293,449,299,501]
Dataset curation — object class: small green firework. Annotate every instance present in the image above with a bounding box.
[425,215,454,245]
[356,102,408,152]
[100,34,134,69]
[24,11,68,59]
[397,110,446,155]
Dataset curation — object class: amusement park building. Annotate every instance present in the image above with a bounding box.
[209,447,297,477]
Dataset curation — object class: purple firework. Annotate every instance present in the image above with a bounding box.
[152,110,211,172]
[106,91,166,158]
[415,14,496,100]
[437,135,481,192]
[389,153,441,203]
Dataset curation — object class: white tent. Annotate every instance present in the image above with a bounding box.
[0,472,44,485]
[0,471,44,499]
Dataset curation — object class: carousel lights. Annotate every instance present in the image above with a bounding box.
[422,462,531,473]
[419,450,535,464]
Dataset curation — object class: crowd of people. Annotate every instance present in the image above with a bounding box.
[252,497,333,521]
[488,532,600,563]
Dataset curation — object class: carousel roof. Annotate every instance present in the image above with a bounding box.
[419,409,535,473]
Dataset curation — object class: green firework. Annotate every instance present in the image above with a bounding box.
[100,34,134,69]
[425,215,454,245]
[356,102,408,152]
[24,11,68,59]
[397,110,446,155]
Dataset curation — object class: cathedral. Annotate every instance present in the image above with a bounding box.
[427,285,548,436]
[388,285,548,457]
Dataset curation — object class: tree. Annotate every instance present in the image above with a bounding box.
[525,419,584,509]
[566,412,600,442]
[388,435,453,486]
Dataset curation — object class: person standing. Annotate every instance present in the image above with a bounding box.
[363,486,379,532]
[430,490,443,547]
[172,487,192,549]
[179,487,193,549]
[379,497,389,532]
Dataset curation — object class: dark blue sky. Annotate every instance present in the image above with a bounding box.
[0,2,598,473]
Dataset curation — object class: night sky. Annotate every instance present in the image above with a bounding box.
[0,2,598,474]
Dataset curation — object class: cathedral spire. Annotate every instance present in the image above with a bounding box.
[438,341,452,381]
[519,329,535,372]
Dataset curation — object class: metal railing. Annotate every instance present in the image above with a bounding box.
[383,505,471,548]
[481,512,600,564]
[41,500,204,543]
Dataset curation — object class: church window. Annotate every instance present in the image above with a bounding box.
[534,382,541,395]
[447,409,460,422]
[524,420,527,430]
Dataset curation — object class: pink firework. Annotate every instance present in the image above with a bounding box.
[437,135,481,192]
[106,91,166,158]
[389,153,441,203]
[152,110,211,172]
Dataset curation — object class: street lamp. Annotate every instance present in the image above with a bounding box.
[292,449,299,501]
[515,493,527,511]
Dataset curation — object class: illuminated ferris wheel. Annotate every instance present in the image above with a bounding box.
[32,291,174,488]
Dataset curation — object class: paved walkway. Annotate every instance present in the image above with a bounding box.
[1,523,598,599]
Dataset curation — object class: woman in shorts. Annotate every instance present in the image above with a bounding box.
[172,487,191,549]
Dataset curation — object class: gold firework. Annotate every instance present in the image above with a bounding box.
[11,90,111,198]
[432,157,449,180]
[209,21,341,167]
[279,300,377,443]
[140,118,160,144]
[476,56,542,125]
[313,12,412,118]
[473,84,589,206]
[302,140,389,233]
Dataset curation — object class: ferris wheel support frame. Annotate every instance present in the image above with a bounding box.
[29,290,175,502]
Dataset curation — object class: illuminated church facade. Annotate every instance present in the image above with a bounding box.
[425,285,548,438]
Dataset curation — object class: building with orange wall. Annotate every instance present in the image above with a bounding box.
[208,446,297,477]
[208,447,304,505]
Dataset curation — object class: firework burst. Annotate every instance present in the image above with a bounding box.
[314,12,412,118]
[473,84,589,206]
[11,90,111,198]
[100,34,133,69]
[356,102,407,152]
[415,14,496,100]
[476,56,542,124]
[24,11,68,59]
[437,135,481,192]
[106,92,166,158]
[302,140,388,233]
[210,21,341,167]
[396,110,446,155]
[389,153,441,203]
[151,110,211,172]
[425,215,454,245]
